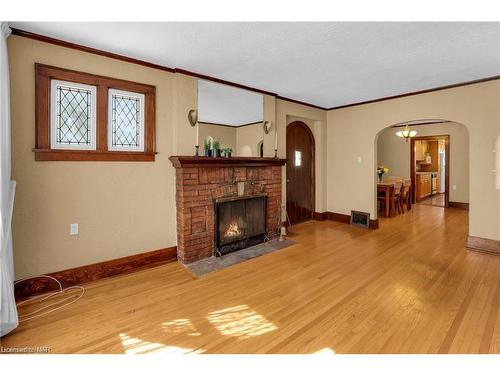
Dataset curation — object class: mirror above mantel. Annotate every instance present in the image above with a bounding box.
[197,80,265,157]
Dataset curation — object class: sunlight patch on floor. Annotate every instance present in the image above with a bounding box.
[312,347,336,355]
[391,284,423,311]
[162,318,201,336]
[206,304,277,338]
[119,333,204,354]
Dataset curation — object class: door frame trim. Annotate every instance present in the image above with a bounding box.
[286,121,316,223]
[410,135,450,207]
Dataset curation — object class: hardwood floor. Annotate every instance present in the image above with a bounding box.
[2,204,499,354]
[419,193,445,207]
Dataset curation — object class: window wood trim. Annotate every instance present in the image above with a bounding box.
[34,63,156,161]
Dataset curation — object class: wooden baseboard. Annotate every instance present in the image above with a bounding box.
[14,246,177,301]
[326,211,351,224]
[312,212,327,221]
[449,201,469,210]
[312,211,379,229]
[467,236,500,256]
[369,219,380,229]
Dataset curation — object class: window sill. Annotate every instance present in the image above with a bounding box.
[33,149,156,162]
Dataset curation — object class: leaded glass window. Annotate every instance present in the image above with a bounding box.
[50,80,97,150]
[108,89,145,152]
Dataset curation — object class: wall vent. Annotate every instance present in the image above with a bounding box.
[350,211,370,229]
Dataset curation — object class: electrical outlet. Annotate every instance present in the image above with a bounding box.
[452,185,457,191]
[70,223,79,236]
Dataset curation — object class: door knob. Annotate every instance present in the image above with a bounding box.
[286,179,290,183]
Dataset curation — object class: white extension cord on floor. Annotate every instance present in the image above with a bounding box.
[14,275,85,322]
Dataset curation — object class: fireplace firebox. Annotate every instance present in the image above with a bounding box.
[214,194,267,256]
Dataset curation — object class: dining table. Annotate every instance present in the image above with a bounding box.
[377,182,396,217]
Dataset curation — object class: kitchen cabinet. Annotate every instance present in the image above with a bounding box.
[419,141,439,169]
[415,140,429,161]
[416,173,432,200]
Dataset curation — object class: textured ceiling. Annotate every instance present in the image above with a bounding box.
[10,22,500,108]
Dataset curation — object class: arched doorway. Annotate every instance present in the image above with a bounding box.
[286,121,315,225]
[375,119,469,219]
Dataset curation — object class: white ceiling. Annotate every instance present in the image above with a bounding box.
[198,80,263,126]
[10,22,500,108]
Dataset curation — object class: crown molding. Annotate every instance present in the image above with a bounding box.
[9,27,326,110]
[10,27,175,73]
[327,75,500,111]
[391,120,451,128]
[10,27,500,113]
[275,95,327,110]
[174,67,276,97]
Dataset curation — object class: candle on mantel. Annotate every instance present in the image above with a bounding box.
[274,127,278,152]
[195,122,199,147]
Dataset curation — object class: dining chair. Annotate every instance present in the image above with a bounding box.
[392,182,404,215]
[377,183,401,217]
[400,179,411,212]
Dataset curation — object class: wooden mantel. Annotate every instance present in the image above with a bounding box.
[169,156,287,168]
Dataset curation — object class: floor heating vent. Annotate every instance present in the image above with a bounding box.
[350,211,370,229]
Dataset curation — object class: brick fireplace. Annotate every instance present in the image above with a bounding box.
[169,156,287,263]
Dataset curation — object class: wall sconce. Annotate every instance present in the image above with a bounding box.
[188,109,199,156]
[188,109,198,127]
[263,121,272,134]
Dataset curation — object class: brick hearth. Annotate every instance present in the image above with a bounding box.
[169,157,287,263]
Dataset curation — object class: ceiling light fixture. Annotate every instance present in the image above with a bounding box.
[396,124,417,141]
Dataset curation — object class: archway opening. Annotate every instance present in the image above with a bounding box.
[374,119,469,222]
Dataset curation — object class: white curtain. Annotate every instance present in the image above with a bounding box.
[0,22,17,337]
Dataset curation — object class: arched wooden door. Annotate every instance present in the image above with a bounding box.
[286,121,315,225]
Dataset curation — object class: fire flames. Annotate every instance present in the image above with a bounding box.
[224,223,241,238]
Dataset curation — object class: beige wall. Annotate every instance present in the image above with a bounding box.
[327,80,500,241]
[8,36,184,278]
[198,124,237,153]
[236,123,263,157]
[263,95,276,157]
[172,73,198,156]
[377,122,470,203]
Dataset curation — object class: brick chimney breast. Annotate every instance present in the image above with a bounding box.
[169,156,286,263]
